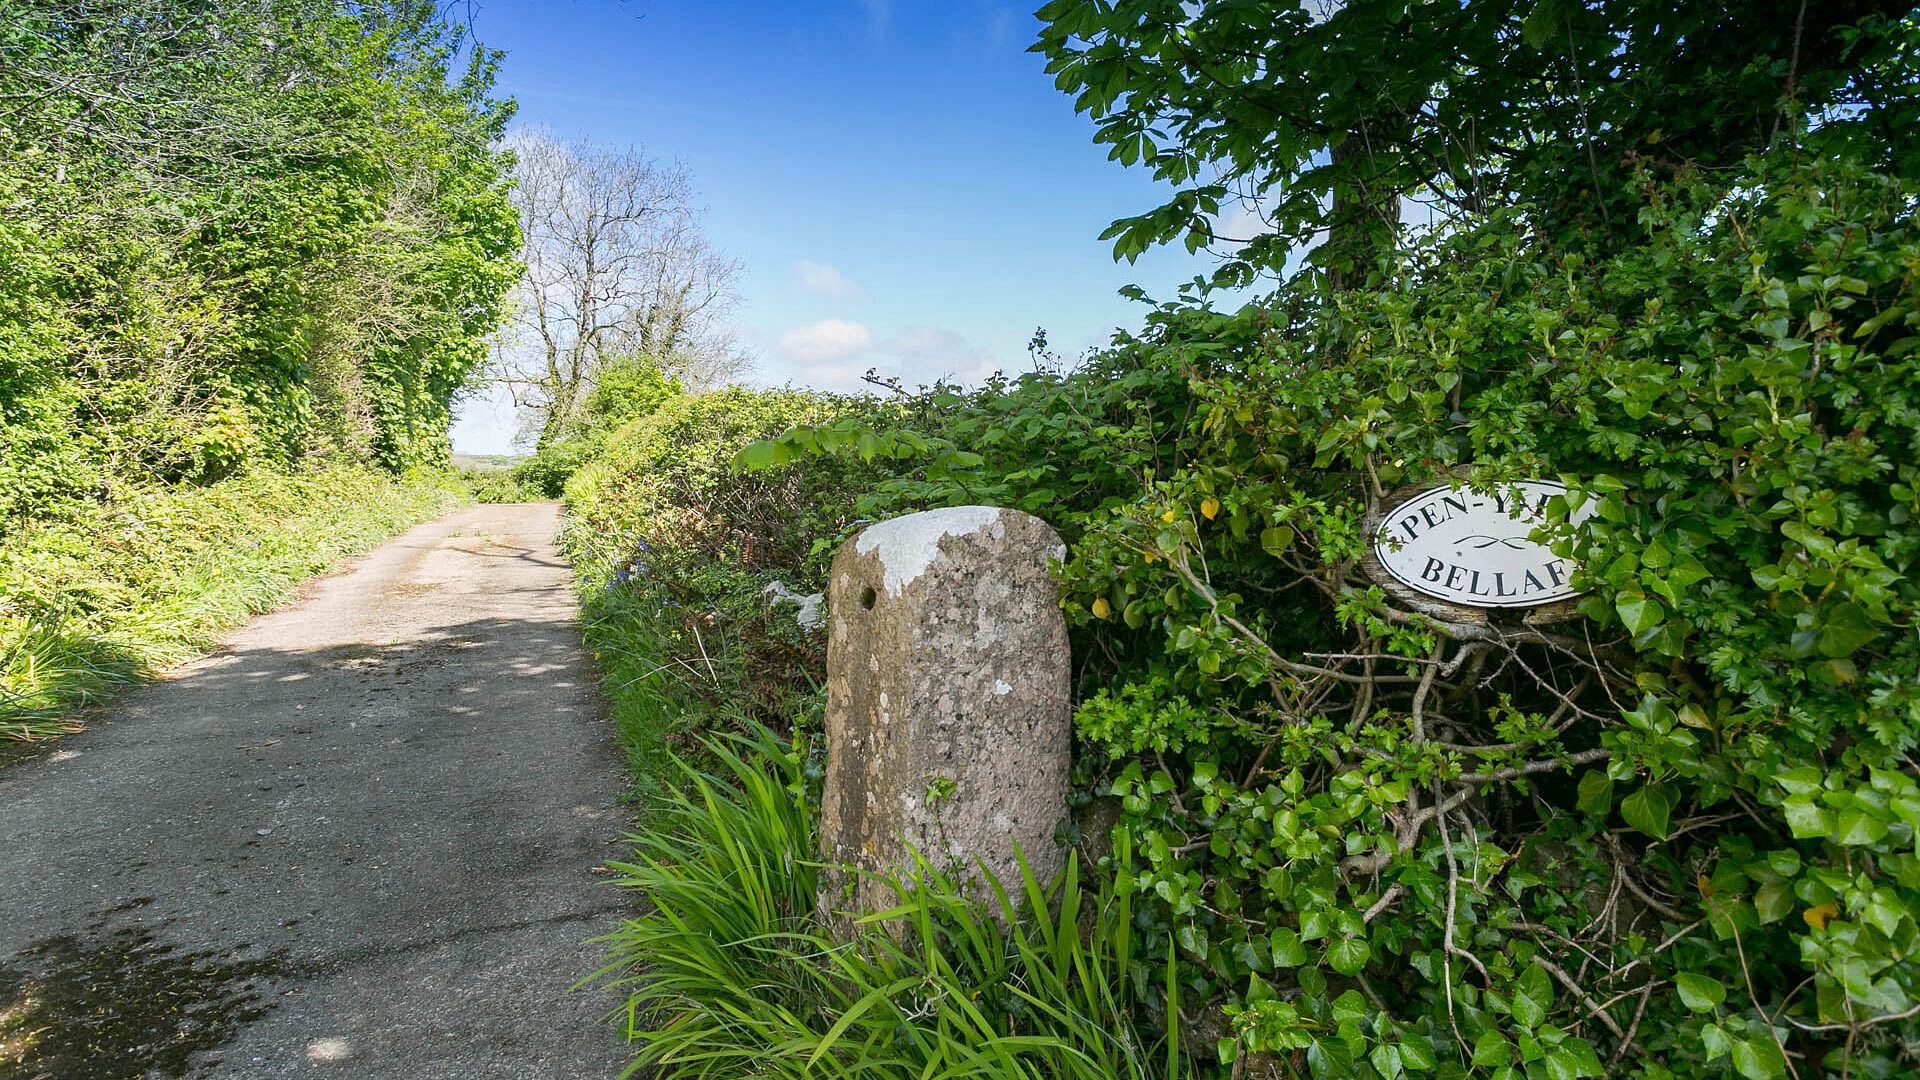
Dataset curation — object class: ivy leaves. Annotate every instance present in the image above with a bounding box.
[1613,590,1664,637]
[1618,785,1676,841]
[735,139,1920,1077]
[1795,600,1881,661]
[1675,972,1727,1011]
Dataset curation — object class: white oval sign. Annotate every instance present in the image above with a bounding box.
[1373,482,1590,609]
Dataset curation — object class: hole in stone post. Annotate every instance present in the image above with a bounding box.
[859,586,877,610]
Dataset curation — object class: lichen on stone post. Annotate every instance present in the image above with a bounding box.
[817,506,1071,932]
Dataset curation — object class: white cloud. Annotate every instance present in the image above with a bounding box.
[777,318,873,362]
[449,381,523,455]
[1212,200,1274,250]
[795,260,865,299]
[753,324,1012,395]
[880,327,998,383]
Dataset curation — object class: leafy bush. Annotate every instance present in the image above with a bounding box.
[0,1,517,523]
[513,439,606,500]
[559,387,884,780]
[1,4,514,740]
[1,467,461,739]
[452,465,545,504]
[731,151,1920,1077]
[508,358,687,499]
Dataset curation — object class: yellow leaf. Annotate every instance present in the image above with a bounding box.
[1161,510,1177,523]
[1696,874,1715,898]
[1201,498,1220,520]
[1804,902,1839,931]
[1143,551,1158,564]
[1091,597,1112,619]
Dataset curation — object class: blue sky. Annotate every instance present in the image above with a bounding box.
[451,0,1246,453]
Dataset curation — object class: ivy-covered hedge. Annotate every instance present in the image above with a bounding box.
[0,2,516,741]
[559,387,887,779]
[706,149,1920,1078]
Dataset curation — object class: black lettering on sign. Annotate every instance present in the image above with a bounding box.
[1371,481,1590,610]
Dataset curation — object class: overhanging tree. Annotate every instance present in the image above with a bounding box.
[0,0,520,508]
[1035,0,1917,288]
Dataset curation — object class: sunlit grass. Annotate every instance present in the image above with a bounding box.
[0,985,44,1066]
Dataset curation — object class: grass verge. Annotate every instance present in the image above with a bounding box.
[545,385,1176,1075]
[0,466,465,740]
[564,535,819,794]
[592,726,1173,1079]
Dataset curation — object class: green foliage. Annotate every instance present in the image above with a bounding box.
[566,387,884,582]
[509,358,686,498]
[513,439,608,500]
[0,1,513,743]
[734,148,1920,1076]
[1034,0,1918,283]
[1076,679,1235,758]
[577,8,1920,1077]
[452,464,545,504]
[738,339,1197,535]
[560,387,884,781]
[595,725,1175,1079]
[0,467,460,739]
[580,357,684,433]
[0,0,519,522]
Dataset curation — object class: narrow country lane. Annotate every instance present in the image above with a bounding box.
[0,504,632,1079]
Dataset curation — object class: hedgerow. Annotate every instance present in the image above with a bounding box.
[690,148,1919,1078]
[0,1,517,522]
[559,387,888,782]
[564,6,1920,1076]
[0,2,515,741]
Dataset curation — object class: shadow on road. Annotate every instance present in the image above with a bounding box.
[0,610,628,1079]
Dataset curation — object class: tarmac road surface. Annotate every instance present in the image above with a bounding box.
[0,503,634,1079]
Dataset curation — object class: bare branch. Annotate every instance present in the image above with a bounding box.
[497,129,749,446]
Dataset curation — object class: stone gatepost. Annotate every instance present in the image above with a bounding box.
[818,506,1071,928]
